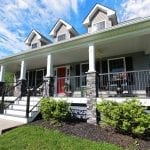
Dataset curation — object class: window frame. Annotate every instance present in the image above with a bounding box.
[31,43,38,49]
[92,20,106,32]
[108,57,126,73]
[57,34,66,41]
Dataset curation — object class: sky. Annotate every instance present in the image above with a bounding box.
[0,0,150,58]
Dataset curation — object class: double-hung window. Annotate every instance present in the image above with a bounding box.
[31,43,37,49]
[58,34,66,41]
[93,21,105,32]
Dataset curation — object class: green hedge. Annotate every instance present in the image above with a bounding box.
[97,99,150,135]
[40,98,69,122]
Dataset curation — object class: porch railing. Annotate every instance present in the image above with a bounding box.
[55,75,87,97]
[98,70,150,97]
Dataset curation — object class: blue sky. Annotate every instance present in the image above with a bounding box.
[0,0,150,57]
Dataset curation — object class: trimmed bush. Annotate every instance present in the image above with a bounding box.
[97,99,150,136]
[40,98,69,122]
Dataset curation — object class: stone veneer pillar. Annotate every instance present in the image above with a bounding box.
[86,44,97,125]
[86,72,97,125]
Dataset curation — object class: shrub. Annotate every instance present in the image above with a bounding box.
[40,97,69,122]
[97,99,150,136]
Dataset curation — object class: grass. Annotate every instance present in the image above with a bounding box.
[0,125,122,150]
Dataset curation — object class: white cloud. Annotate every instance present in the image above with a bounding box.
[0,0,84,56]
[120,0,150,21]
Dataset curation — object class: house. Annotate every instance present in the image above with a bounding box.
[0,4,150,123]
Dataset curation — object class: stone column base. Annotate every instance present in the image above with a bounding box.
[86,72,98,125]
[87,98,97,125]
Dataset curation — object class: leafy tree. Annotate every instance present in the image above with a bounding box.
[4,72,14,87]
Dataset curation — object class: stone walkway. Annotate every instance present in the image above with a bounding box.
[0,119,25,134]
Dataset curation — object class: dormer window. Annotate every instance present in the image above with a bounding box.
[25,30,51,50]
[83,4,117,33]
[93,21,105,32]
[58,34,66,41]
[31,43,37,49]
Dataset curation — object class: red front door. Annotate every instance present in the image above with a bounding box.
[57,67,66,94]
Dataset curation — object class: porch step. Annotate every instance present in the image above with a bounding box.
[1,96,41,123]
[4,109,33,117]
[8,104,35,111]
[21,97,41,101]
[14,100,40,106]
[0,114,28,123]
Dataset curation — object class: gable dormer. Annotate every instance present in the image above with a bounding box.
[50,19,78,42]
[83,4,118,33]
[25,30,51,49]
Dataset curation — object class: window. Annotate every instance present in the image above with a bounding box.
[108,58,126,73]
[31,43,37,49]
[93,21,105,31]
[57,34,66,41]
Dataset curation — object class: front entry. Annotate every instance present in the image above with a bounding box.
[57,67,67,94]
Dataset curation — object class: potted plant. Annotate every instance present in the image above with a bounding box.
[64,82,72,97]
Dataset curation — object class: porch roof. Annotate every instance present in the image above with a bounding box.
[0,17,150,72]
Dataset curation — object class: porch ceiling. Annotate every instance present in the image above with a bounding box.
[5,47,89,72]
[95,34,150,58]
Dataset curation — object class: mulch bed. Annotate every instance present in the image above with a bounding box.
[32,119,150,150]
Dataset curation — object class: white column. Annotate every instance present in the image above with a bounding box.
[19,60,26,80]
[46,54,53,77]
[88,44,96,72]
[0,65,5,82]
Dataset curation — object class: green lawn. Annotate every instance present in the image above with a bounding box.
[0,125,122,150]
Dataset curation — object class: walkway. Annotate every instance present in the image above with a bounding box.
[0,119,25,134]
